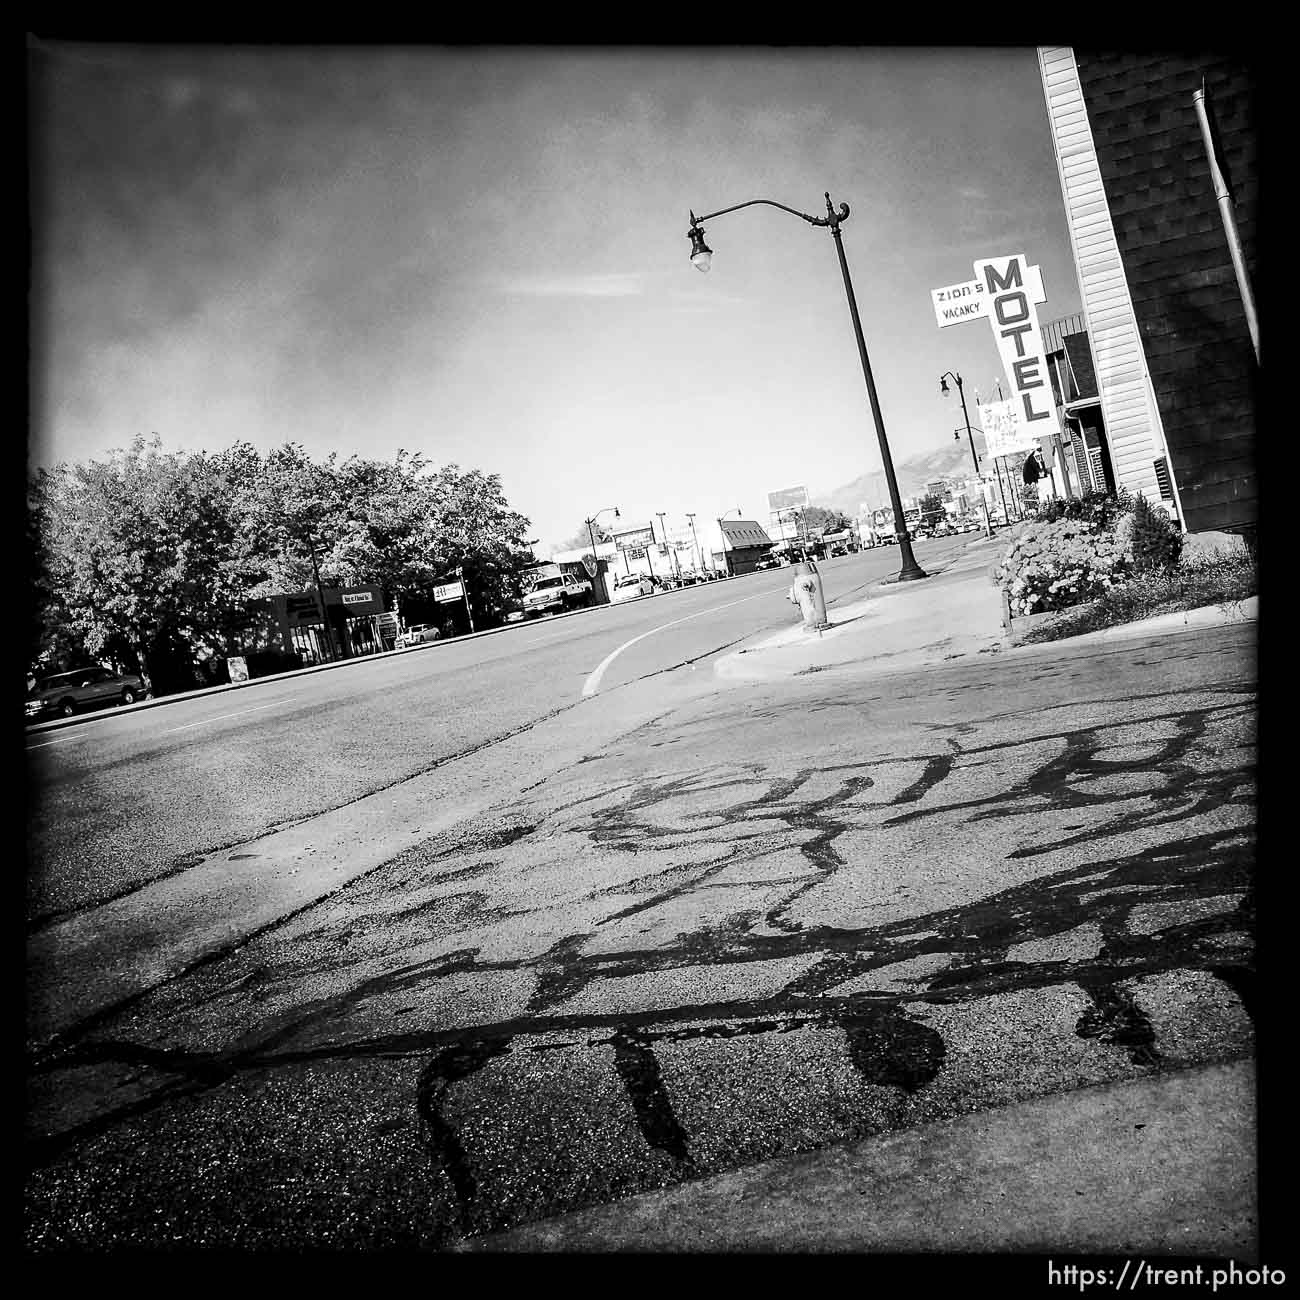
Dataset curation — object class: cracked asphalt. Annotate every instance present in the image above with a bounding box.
[25,621,1256,1250]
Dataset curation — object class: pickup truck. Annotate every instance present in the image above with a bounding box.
[521,564,593,617]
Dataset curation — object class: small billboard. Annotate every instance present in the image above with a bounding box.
[767,485,810,513]
[613,525,655,550]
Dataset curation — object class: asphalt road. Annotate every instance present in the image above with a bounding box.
[25,616,1257,1250]
[26,539,965,927]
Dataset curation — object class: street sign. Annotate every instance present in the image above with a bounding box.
[580,553,598,578]
[433,581,464,603]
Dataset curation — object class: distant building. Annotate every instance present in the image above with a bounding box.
[1038,48,1257,539]
[718,519,775,576]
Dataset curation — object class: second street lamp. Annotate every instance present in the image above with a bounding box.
[940,371,994,540]
[687,193,927,583]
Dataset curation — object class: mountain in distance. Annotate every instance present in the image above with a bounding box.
[814,436,989,516]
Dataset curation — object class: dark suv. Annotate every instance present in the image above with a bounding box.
[26,667,148,722]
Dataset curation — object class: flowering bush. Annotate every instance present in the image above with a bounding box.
[995,515,1131,616]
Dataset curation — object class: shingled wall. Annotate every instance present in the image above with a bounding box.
[1073,52,1257,534]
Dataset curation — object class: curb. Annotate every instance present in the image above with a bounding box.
[1004,597,1258,652]
[457,1059,1256,1256]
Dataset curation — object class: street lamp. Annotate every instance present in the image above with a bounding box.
[584,506,620,603]
[939,371,994,540]
[686,194,927,582]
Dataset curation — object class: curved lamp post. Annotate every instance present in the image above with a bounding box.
[716,506,744,576]
[687,194,927,583]
[584,506,620,602]
[939,371,994,540]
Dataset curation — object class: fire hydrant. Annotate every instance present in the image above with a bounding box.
[787,559,830,631]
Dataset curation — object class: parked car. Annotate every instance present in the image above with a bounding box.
[400,624,440,647]
[26,666,148,722]
[610,574,655,603]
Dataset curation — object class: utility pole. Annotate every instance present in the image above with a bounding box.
[456,565,475,633]
[686,513,701,573]
[306,535,338,663]
[656,513,681,579]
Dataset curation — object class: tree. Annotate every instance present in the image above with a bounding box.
[29,437,539,681]
[29,435,246,692]
[918,493,946,527]
[801,505,850,534]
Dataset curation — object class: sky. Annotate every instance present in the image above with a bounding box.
[30,43,1083,556]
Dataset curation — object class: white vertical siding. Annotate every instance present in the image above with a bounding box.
[1037,48,1185,520]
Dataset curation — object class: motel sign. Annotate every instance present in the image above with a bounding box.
[931,254,1060,440]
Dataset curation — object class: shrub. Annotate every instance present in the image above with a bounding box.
[1124,493,1183,572]
[1034,488,1131,530]
[995,514,1131,616]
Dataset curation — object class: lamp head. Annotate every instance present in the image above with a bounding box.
[614,507,620,518]
[939,376,950,396]
[687,221,712,273]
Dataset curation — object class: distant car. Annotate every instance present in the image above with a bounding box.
[610,573,655,603]
[754,556,782,571]
[26,666,147,722]
[400,624,440,647]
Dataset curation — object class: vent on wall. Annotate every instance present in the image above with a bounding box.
[1153,457,1174,501]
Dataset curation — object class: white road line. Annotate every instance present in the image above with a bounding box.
[26,732,91,750]
[581,589,779,698]
[160,700,289,735]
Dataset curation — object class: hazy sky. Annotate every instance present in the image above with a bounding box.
[31,43,1082,553]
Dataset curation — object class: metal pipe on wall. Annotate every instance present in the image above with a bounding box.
[1193,82,1259,365]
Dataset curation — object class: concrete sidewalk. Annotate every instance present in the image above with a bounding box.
[715,539,1257,685]
[460,1059,1256,1255]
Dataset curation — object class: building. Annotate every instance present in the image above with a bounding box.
[1038,49,1257,541]
[717,519,775,576]
[1042,313,1116,499]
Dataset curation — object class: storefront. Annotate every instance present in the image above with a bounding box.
[274,584,388,665]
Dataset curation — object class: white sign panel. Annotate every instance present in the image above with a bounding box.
[973,254,1059,439]
[979,400,1042,459]
[433,581,464,603]
[341,591,374,605]
[931,266,1045,329]
[767,485,810,513]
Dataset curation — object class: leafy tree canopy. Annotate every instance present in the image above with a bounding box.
[29,436,534,688]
